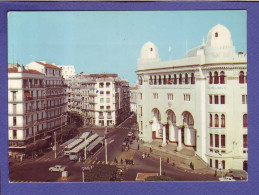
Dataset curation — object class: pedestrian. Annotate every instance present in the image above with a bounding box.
[145,152,147,158]
[121,159,123,165]
[150,147,152,153]
[147,153,150,157]
[167,157,169,164]
[214,170,217,177]
[142,153,145,159]
[172,162,175,167]
[126,159,128,164]
[190,162,193,169]
[128,145,130,151]
[132,159,134,165]
[192,164,194,170]
[163,171,166,176]
[138,144,139,150]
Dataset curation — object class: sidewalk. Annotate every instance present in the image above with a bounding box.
[131,138,215,176]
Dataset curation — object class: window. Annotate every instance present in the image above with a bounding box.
[221,135,225,148]
[13,117,17,126]
[168,75,172,84]
[12,91,17,101]
[239,71,244,84]
[222,160,225,169]
[153,93,158,99]
[242,95,247,104]
[209,95,212,104]
[243,135,248,148]
[100,106,104,110]
[221,114,225,128]
[215,32,218,37]
[100,98,104,103]
[100,91,104,96]
[106,106,110,110]
[221,95,225,104]
[215,114,219,127]
[13,130,17,139]
[191,73,195,84]
[99,83,104,88]
[179,74,182,85]
[215,95,218,104]
[158,76,162,85]
[220,71,225,84]
[214,71,219,84]
[106,82,110,88]
[163,75,166,85]
[13,104,17,114]
[140,93,142,100]
[184,94,190,101]
[141,106,143,116]
[141,121,143,131]
[26,128,29,137]
[210,134,213,147]
[243,114,247,128]
[154,76,157,85]
[215,160,218,169]
[210,159,212,167]
[149,76,153,85]
[209,72,213,84]
[210,114,213,127]
[168,93,173,100]
[106,91,110,95]
[215,134,219,147]
[174,74,177,85]
[185,73,189,84]
[150,48,153,52]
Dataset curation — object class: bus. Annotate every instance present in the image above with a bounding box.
[79,132,90,140]
[69,133,99,161]
[86,137,104,157]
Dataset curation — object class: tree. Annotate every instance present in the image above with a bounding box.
[84,165,117,182]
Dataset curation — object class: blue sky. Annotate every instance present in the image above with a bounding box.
[8,11,246,85]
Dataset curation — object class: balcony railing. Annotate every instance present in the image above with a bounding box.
[23,84,45,89]
[45,84,67,88]
[46,94,66,98]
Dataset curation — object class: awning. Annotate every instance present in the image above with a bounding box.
[24,92,32,98]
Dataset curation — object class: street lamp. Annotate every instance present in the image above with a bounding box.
[105,127,108,164]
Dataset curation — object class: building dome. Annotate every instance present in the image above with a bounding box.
[140,41,160,61]
[206,24,233,48]
[205,24,236,58]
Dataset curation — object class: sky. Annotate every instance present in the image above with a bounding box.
[8,11,246,86]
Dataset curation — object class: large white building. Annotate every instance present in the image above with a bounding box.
[136,24,247,171]
[67,73,131,127]
[57,65,76,79]
[8,61,67,155]
[130,86,138,114]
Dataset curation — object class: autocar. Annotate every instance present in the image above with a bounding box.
[82,165,93,171]
[49,165,65,172]
[128,132,133,137]
[226,169,248,180]
[219,176,236,181]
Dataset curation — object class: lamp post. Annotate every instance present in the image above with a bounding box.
[159,157,162,176]
[60,114,64,143]
[105,127,108,164]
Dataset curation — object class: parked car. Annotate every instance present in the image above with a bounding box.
[49,165,65,172]
[82,165,93,171]
[219,176,236,181]
[226,169,248,180]
[128,132,133,137]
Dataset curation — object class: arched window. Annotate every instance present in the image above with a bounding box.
[168,75,172,85]
[179,74,182,85]
[209,72,213,84]
[139,76,142,85]
[185,73,189,84]
[159,75,162,85]
[174,74,177,85]
[243,114,247,128]
[149,76,153,85]
[239,71,244,84]
[215,114,219,127]
[214,71,219,84]
[154,76,157,85]
[191,73,195,84]
[221,114,225,128]
[164,75,167,85]
[220,71,225,84]
[215,32,218,37]
[210,114,213,127]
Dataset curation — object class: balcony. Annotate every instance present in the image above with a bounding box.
[23,84,45,89]
[99,115,104,119]
[46,94,66,98]
[46,84,67,88]
[107,115,112,119]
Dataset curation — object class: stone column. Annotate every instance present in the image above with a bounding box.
[162,123,167,146]
[177,126,183,151]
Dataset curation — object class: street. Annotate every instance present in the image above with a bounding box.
[9,115,217,182]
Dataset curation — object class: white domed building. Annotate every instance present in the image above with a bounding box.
[136,24,247,171]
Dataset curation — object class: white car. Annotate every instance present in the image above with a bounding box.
[219,176,236,181]
[49,165,65,172]
[128,132,133,137]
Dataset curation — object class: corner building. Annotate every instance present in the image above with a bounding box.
[136,24,247,171]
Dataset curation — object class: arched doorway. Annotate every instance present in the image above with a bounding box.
[182,111,196,148]
[166,110,177,142]
[151,108,162,139]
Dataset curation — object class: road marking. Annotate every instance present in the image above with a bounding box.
[88,160,92,164]
[92,161,96,164]
[102,161,105,164]
[97,161,100,164]
[110,162,114,165]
